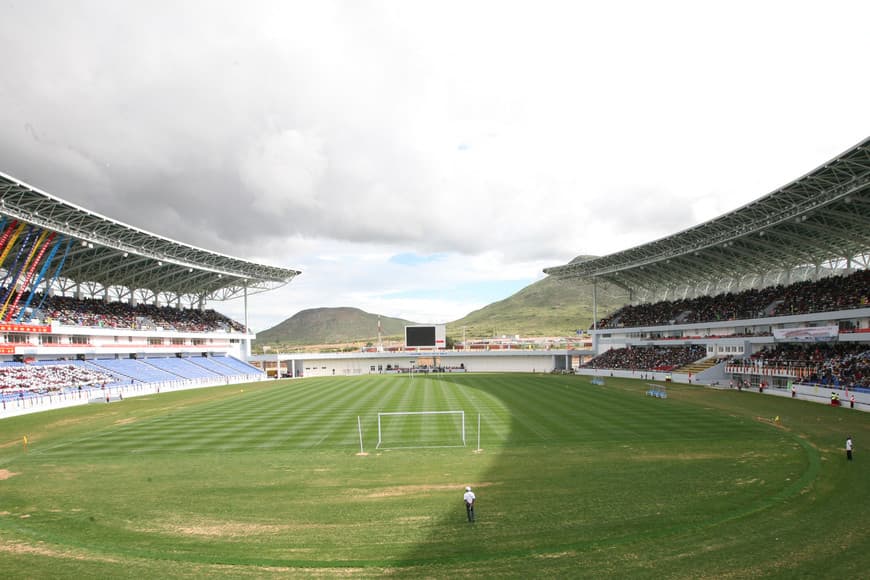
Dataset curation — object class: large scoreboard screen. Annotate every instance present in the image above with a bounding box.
[404,324,446,348]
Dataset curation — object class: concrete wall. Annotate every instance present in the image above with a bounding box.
[292,353,557,376]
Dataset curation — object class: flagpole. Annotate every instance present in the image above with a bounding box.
[377,316,383,352]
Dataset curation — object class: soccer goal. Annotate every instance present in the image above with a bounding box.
[376,411,466,449]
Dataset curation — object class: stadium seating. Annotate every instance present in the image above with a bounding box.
[8,289,246,333]
[598,270,869,329]
[88,358,190,383]
[582,345,707,372]
[0,361,121,407]
[142,357,222,380]
[733,343,870,390]
[208,355,264,376]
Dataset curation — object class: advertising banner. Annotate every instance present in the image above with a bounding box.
[772,325,838,342]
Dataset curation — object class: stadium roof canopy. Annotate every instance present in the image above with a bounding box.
[544,137,870,301]
[0,171,301,305]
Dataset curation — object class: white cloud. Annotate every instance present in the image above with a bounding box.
[239,129,328,210]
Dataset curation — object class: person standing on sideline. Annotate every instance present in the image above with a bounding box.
[463,486,476,522]
[846,436,853,461]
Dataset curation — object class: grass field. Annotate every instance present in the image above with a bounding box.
[1,373,869,578]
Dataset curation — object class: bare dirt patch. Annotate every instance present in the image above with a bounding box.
[175,522,290,537]
[358,481,496,499]
[534,550,578,559]
[0,539,120,563]
[395,515,433,524]
[113,417,137,426]
[140,518,293,538]
[203,563,385,577]
[630,453,728,462]
[733,478,760,486]
[0,469,20,480]
[44,416,93,429]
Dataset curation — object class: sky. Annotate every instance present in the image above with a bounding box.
[1,0,868,333]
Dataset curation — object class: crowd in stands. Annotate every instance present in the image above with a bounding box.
[736,342,870,389]
[772,270,870,316]
[6,291,246,333]
[598,270,869,329]
[0,364,116,392]
[583,345,707,372]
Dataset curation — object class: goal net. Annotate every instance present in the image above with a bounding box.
[377,411,466,449]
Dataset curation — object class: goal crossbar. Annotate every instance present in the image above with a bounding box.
[378,411,463,416]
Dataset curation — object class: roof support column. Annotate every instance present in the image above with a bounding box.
[243,282,251,359]
[590,279,601,354]
[592,278,598,332]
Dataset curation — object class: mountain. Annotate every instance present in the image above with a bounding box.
[447,271,624,339]
[254,307,414,348]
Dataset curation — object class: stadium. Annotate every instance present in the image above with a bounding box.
[1,137,869,577]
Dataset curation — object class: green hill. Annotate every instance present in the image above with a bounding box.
[254,307,414,348]
[446,273,624,340]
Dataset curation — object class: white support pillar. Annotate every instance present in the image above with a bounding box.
[592,278,598,332]
[243,282,249,334]
[243,282,251,359]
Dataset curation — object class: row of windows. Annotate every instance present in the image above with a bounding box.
[28,335,216,346]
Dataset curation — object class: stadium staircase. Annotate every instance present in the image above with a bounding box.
[674,357,722,376]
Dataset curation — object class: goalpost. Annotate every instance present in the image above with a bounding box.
[377,410,466,449]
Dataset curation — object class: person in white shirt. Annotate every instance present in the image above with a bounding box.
[846,436,853,461]
[463,486,476,522]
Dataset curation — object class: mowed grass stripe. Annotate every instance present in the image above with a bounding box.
[292,375,404,448]
[438,375,507,446]
[477,376,755,445]
[376,377,419,447]
[34,383,297,456]
[23,375,776,458]
[432,382,470,446]
[49,375,482,456]
[165,379,377,452]
[452,376,513,445]
[296,377,382,448]
[34,375,766,459]
[487,379,573,443]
